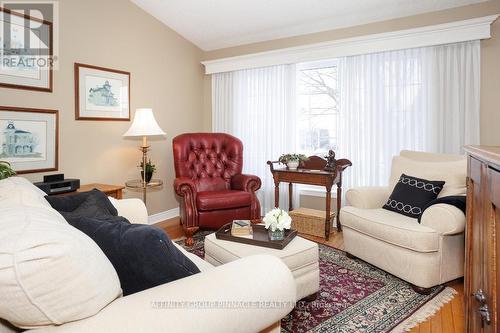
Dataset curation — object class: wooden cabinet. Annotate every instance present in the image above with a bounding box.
[465,146,500,332]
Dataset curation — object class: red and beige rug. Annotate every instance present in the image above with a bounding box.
[176,233,456,333]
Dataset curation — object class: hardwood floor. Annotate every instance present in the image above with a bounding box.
[158,218,464,333]
[155,218,184,240]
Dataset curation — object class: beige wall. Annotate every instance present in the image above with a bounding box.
[1,0,205,215]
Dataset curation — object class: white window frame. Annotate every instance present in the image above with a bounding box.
[296,59,340,199]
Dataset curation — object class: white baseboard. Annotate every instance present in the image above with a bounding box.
[148,207,179,225]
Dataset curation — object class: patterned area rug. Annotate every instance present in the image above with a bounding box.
[175,233,456,333]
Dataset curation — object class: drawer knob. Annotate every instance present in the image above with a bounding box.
[474,289,487,304]
[479,304,491,325]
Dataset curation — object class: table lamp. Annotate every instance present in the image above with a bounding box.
[123,108,165,202]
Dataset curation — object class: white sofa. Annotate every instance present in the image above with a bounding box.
[0,177,296,333]
[340,150,466,291]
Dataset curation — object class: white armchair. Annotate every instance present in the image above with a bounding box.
[340,151,467,292]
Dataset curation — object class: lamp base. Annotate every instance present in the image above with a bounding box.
[139,145,150,204]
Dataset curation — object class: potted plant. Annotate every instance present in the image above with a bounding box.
[139,159,156,183]
[263,208,292,241]
[0,161,16,180]
[278,153,308,170]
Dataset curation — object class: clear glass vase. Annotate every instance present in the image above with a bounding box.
[268,228,285,241]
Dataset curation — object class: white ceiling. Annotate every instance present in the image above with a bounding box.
[131,0,487,51]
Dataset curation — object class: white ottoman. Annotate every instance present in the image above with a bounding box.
[204,233,320,301]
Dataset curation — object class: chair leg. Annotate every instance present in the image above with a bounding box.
[184,226,199,247]
[411,284,433,295]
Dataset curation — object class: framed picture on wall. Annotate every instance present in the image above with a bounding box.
[75,63,130,121]
[0,7,53,92]
[0,106,58,174]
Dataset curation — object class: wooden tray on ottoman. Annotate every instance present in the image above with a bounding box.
[215,223,297,250]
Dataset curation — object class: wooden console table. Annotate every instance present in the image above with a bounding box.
[267,153,351,240]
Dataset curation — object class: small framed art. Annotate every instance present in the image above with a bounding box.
[0,106,59,174]
[75,63,130,121]
[0,7,53,92]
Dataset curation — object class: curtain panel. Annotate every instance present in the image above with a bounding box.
[212,65,298,213]
[337,40,480,189]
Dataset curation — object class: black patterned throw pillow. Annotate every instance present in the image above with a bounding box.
[383,174,445,219]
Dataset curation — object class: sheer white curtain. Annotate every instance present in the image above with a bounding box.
[337,40,480,189]
[212,65,297,213]
[212,41,480,207]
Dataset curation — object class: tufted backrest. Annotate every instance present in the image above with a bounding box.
[172,133,244,192]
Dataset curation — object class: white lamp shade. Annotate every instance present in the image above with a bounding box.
[123,108,166,137]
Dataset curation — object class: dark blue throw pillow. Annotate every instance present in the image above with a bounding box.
[73,217,200,295]
[46,189,118,217]
[46,190,200,295]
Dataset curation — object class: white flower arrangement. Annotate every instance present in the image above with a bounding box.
[263,208,292,232]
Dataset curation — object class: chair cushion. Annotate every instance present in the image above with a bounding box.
[197,190,251,211]
[204,233,318,272]
[204,233,320,301]
[341,207,439,252]
[0,205,121,329]
[390,156,466,197]
[0,177,55,211]
[383,174,445,218]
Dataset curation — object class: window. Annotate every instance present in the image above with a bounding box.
[296,60,339,157]
[212,41,479,207]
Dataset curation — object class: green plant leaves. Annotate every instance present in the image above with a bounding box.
[278,153,308,164]
[0,161,16,180]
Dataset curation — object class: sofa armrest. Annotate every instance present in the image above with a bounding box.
[174,177,198,229]
[30,255,296,333]
[231,174,262,192]
[345,187,391,209]
[108,197,148,225]
[420,203,466,235]
[174,177,197,198]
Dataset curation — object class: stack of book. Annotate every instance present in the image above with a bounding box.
[231,220,252,237]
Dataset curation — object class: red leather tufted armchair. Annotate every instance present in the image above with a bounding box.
[173,133,261,245]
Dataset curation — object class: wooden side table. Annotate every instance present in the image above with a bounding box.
[52,183,125,199]
[267,153,351,240]
[77,183,125,199]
